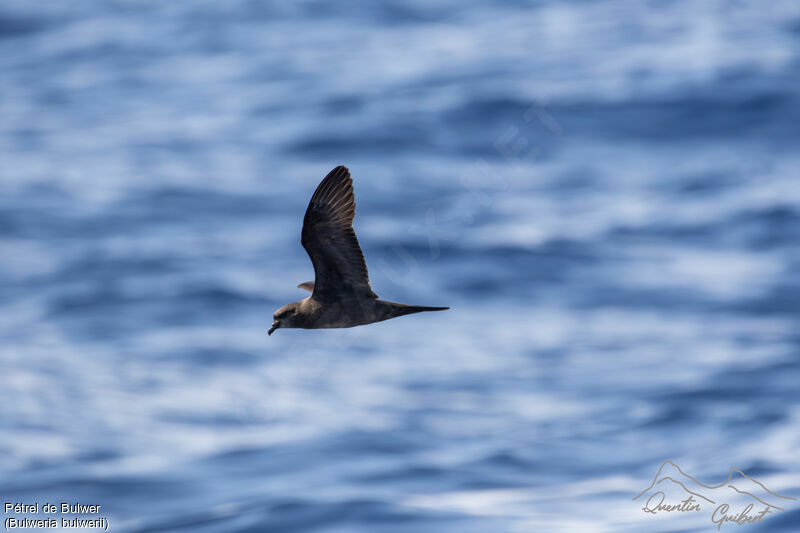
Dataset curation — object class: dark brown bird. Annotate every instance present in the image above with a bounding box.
[268,166,448,335]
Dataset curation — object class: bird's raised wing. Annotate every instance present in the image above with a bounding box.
[301,166,377,302]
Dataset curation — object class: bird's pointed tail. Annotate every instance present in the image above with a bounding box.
[377,301,449,320]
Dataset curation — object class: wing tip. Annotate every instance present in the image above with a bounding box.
[297,281,315,292]
[312,165,352,204]
[326,165,351,186]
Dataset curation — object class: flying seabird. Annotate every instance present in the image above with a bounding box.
[268,166,448,335]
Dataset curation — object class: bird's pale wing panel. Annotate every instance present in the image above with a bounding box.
[301,166,377,302]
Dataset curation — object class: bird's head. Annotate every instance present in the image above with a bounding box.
[268,302,302,335]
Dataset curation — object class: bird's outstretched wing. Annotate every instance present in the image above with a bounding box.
[301,166,378,302]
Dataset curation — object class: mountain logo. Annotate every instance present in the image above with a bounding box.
[633,460,796,530]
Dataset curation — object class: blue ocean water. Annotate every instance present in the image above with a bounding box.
[1,1,799,532]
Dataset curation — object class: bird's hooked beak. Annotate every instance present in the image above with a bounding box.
[268,321,280,336]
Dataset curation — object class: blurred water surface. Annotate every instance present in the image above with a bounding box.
[1,1,800,532]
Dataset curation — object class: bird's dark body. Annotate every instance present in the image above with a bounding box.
[287,297,449,330]
[269,166,448,335]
